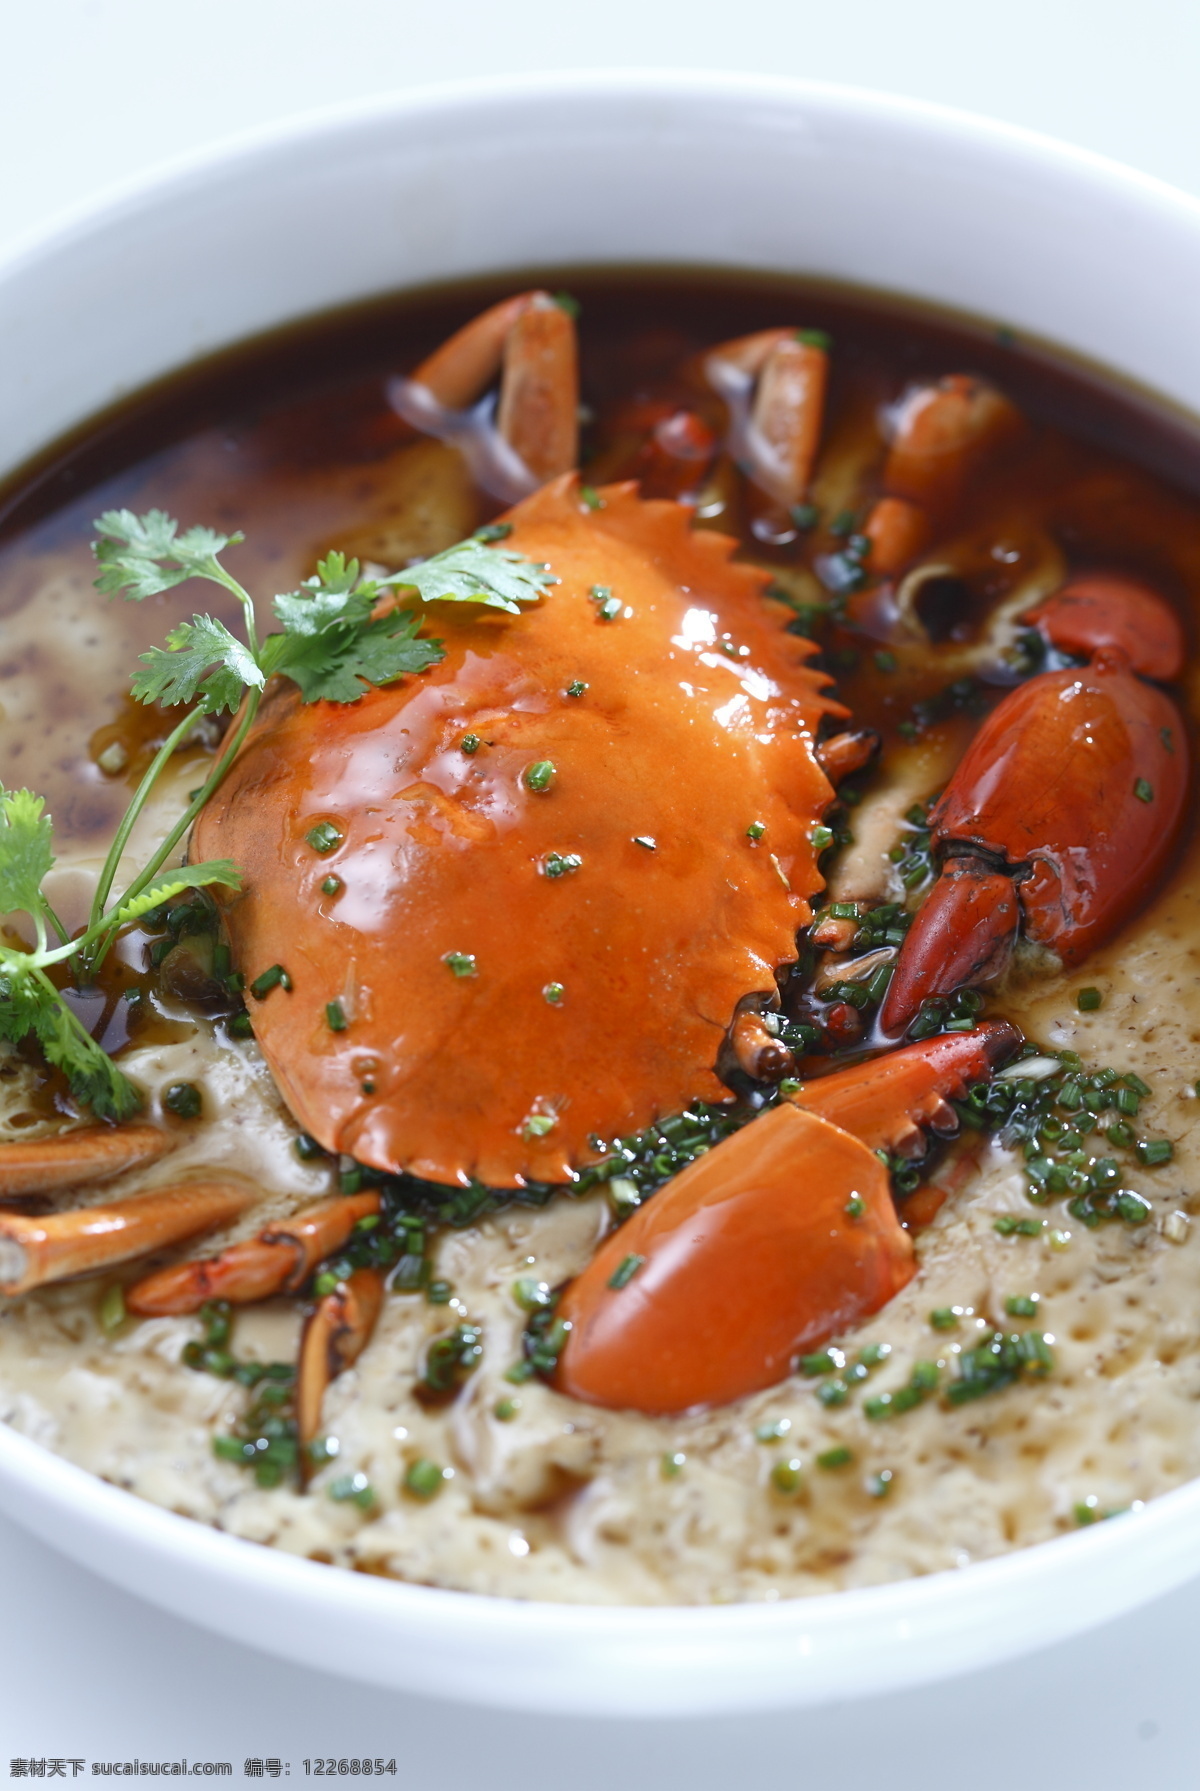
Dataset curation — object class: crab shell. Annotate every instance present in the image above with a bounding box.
[193,477,838,1186]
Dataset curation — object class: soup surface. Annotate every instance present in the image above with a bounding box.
[2,275,1200,1604]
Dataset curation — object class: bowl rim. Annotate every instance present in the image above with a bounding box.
[3,67,1200,1714]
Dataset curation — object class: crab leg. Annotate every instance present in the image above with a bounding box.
[554,1024,1017,1415]
[881,578,1189,1034]
[125,1191,382,1315]
[0,1124,174,1197]
[704,328,829,512]
[295,1267,386,1467]
[863,375,1022,576]
[0,1179,260,1297]
[389,290,578,502]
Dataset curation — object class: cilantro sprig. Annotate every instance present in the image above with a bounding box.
[0,511,551,1121]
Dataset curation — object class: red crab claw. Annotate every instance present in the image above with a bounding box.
[881,576,1189,1034]
[388,290,578,501]
[553,1022,1017,1415]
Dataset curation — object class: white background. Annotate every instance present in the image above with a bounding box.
[3,1,1200,1782]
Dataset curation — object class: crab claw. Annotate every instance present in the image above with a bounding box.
[882,590,1189,1034]
[553,1024,1016,1415]
[0,1124,174,1197]
[1023,573,1185,681]
[296,1266,386,1467]
[125,1191,382,1315]
[0,1178,260,1297]
[388,290,578,502]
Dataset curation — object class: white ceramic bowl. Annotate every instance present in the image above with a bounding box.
[3,71,1200,1716]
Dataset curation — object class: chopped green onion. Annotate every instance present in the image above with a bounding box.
[305,821,342,853]
[524,760,557,793]
[816,1446,854,1470]
[328,1472,375,1510]
[770,1458,804,1494]
[1004,1294,1040,1317]
[608,1253,645,1290]
[460,733,481,755]
[1077,987,1102,1012]
[565,679,589,697]
[810,825,834,850]
[844,1195,865,1219]
[250,963,291,999]
[746,821,766,841]
[404,1458,446,1499]
[1134,778,1154,803]
[163,1081,202,1119]
[543,981,565,1005]
[321,875,341,896]
[662,1451,686,1478]
[1137,1138,1174,1167]
[325,999,347,1032]
[443,951,477,978]
[98,1284,126,1333]
[494,1397,521,1421]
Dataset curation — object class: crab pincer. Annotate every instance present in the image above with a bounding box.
[125,1191,382,1315]
[881,575,1189,1033]
[702,327,829,526]
[553,1022,1017,1415]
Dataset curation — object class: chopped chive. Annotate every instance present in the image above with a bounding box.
[580,485,604,511]
[512,1276,553,1311]
[844,1195,865,1219]
[817,1381,849,1407]
[1004,1294,1040,1317]
[817,1446,854,1470]
[608,1253,645,1290]
[930,1306,962,1330]
[662,1450,687,1478]
[460,733,481,755]
[163,1081,202,1120]
[328,1471,375,1510]
[321,875,342,897]
[494,1396,521,1421]
[755,1418,792,1442]
[524,760,557,793]
[800,1350,838,1376]
[228,1010,254,1039]
[98,1284,126,1333]
[543,981,565,1005]
[325,999,347,1032]
[1137,1138,1174,1167]
[810,825,834,850]
[770,1458,804,1495]
[305,821,342,854]
[858,1342,891,1366]
[1123,1073,1152,1097]
[1077,987,1102,1012]
[565,679,589,697]
[521,1112,557,1140]
[404,1458,446,1500]
[543,851,582,878]
[1134,778,1154,803]
[795,327,832,350]
[250,963,290,1000]
[746,821,766,841]
[443,951,477,977]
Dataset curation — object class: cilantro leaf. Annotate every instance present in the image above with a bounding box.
[105,861,242,931]
[0,787,54,918]
[93,509,243,601]
[272,551,376,636]
[383,538,554,614]
[264,608,443,704]
[130,615,265,713]
[0,961,141,1121]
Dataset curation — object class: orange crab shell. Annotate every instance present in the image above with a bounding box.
[193,477,839,1186]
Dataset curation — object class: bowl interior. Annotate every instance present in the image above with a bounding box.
[3,72,1200,1714]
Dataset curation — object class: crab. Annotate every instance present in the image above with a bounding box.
[1,291,1190,1433]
